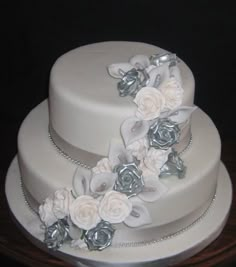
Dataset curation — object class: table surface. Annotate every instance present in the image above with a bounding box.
[0,139,236,267]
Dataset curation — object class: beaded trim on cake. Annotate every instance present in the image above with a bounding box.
[48,131,91,169]
[179,133,193,156]
[115,193,216,248]
[20,176,39,215]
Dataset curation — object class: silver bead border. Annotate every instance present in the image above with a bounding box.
[20,176,39,216]
[115,193,216,248]
[179,133,193,156]
[48,132,91,169]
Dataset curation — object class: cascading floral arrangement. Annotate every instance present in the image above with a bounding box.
[39,52,197,251]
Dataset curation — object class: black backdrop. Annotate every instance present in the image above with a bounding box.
[2,0,236,171]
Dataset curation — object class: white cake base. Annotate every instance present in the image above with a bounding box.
[5,156,232,267]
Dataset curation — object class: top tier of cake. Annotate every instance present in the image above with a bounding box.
[49,41,195,158]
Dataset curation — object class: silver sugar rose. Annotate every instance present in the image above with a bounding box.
[148,118,180,150]
[113,162,144,197]
[149,52,178,67]
[160,150,186,179]
[44,219,70,250]
[118,68,149,97]
[84,221,115,251]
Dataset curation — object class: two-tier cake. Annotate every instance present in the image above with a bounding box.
[5,41,232,266]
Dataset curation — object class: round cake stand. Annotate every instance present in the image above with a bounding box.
[5,156,232,267]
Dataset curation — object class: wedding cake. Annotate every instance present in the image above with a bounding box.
[6,41,232,266]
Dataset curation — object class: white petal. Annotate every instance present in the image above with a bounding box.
[129,55,150,69]
[107,63,133,78]
[169,65,182,85]
[167,106,198,124]
[124,202,152,227]
[108,140,133,167]
[121,117,149,147]
[146,65,156,73]
[139,176,168,202]
[71,239,87,249]
[67,217,82,240]
[148,65,169,88]
[90,172,117,195]
[72,167,92,197]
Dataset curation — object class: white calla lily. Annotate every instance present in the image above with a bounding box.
[139,176,168,202]
[90,172,117,195]
[148,64,169,88]
[169,64,182,85]
[108,141,133,167]
[108,63,133,78]
[129,54,150,69]
[72,167,92,197]
[167,106,197,124]
[121,117,149,147]
[124,201,152,227]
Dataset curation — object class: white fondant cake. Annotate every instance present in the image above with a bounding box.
[12,41,230,264]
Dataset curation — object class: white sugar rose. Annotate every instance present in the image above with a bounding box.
[99,191,132,224]
[160,77,184,110]
[92,158,112,174]
[39,198,57,226]
[144,148,171,175]
[127,138,148,160]
[53,188,73,219]
[134,87,165,120]
[69,196,101,230]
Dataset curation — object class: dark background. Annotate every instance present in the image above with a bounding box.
[2,1,236,266]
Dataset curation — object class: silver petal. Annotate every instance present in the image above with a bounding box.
[113,162,144,197]
[44,218,70,250]
[150,53,177,67]
[160,150,186,179]
[84,221,115,251]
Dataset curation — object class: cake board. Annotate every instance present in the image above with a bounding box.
[5,156,232,267]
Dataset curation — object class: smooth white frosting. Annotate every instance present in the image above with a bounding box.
[49,41,195,156]
[18,100,221,228]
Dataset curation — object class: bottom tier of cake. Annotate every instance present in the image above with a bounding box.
[16,99,222,245]
[5,157,232,266]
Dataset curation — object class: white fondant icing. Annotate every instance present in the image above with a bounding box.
[49,42,195,156]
